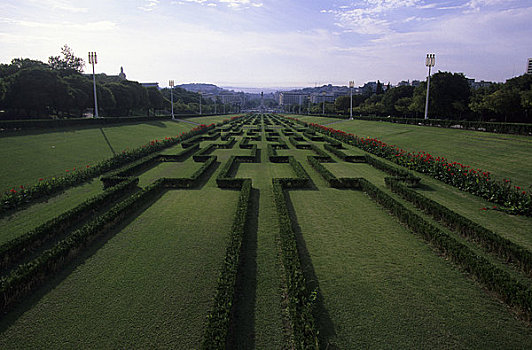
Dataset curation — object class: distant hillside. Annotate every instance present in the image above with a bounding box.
[177,83,226,94]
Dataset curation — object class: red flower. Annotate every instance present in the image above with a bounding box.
[39,178,43,181]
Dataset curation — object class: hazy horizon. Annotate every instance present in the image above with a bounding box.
[1,1,531,88]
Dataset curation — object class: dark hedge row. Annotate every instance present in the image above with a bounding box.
[323,143,366,163]
[272,180,319,349]
[0,178,138,272]
[202,179,252,349]
[386,178,532,275]
[306,156,361,189]
[0,179,165,314]
[365,155,421,187]
[0,116,171,131]
[100,144,200,188]
[360,178,532,319]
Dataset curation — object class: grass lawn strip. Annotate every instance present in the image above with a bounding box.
[0,121,195,191]
[0,188,238,348]
[289,188,532,348]
[299,116,532,188]
[0,181,102,245]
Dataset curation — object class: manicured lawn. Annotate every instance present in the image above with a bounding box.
[296,116,532,188]
[2,114,531,349]
[0,188,238,348]
[0,121,194,191]
[0,180,102,245]
[289,188,532,348]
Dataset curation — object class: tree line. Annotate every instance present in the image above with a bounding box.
[0,46,226,119]
[334,72,532,122]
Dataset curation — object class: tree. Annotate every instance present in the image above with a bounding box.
[0,78,6,107]
[4,67,70,116]
[429,71,471,119]
[63,74,92,116]
[105,83,134,116]
[335,96,351,114]
[376,80,384,95]
[48,45,85,74]
[380,85,414,115]
[147,87,165,116]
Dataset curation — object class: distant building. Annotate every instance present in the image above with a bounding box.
[279,92,307,106]
[528,58,532,74]
[309,93,335,104]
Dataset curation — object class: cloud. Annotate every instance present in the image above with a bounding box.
[138,0,160,12]
[174,0,263,9]
[28,0,88,13]
[327,0,424,35]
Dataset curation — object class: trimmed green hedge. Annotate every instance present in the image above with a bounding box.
[360,178,532,319]
[272,180,319,349]
[386,178,532,275]
[202,179,252,349]
[323,143,365,162]
[365,155,420,187]
[0,179,165,314]
[0,178,138,272]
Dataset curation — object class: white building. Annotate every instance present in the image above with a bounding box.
[527,58,532,75]
[279,92,307,106]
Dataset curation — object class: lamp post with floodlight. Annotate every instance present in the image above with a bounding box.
[424,53,435,120]
[349,80,354,120]
[88,52,99,118]
[169,80,175,119]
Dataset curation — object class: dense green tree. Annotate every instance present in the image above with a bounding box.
[63,74,92,116]
[380,85,415,115]
[428,71,471,119]
[48,45,85,74]
[376,80,384,95]
[105,83,134,116]
[4,67,70,116]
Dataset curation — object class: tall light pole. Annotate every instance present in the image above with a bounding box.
[169,80,175,119]
[349,80,354,120]
[424,53,435,120]
[322,92,326,115]
[88,52,99,118]
[307,97,310,115]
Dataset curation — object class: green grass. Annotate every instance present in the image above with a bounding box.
[289,188,532,348]
[297,116,532,188]
[0,188,238,348]
[2,114,532,348]
[0,121,194,191]
[0,180,103,245]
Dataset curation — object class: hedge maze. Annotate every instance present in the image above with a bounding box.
[1,114,532,348]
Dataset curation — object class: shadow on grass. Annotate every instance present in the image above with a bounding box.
[0,186,165,331]
[193,161,220,190]
[229,188,259,349]
[285,191,338,350]
[99,128,116,155]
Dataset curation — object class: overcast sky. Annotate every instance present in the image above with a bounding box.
[1,0,531,88]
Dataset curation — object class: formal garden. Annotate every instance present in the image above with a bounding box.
[0,114,531,348]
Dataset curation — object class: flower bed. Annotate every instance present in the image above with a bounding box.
[299,119,531,215]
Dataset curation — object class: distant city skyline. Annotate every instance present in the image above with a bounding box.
[1,0,531,88]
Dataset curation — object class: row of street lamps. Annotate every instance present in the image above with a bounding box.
[89,52,436,120]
